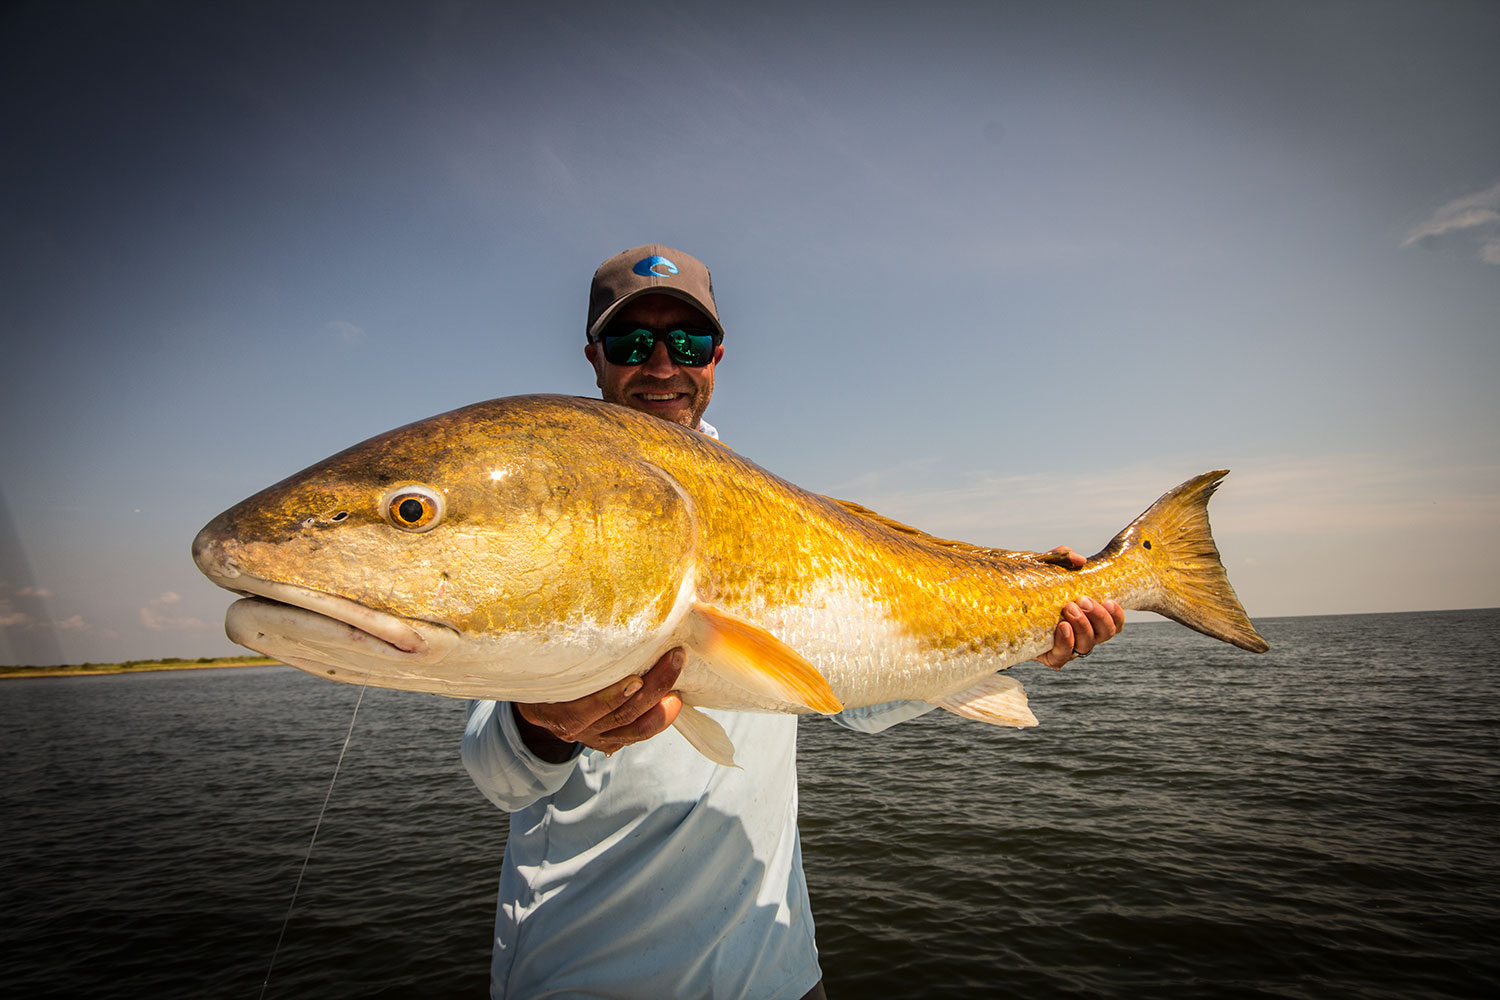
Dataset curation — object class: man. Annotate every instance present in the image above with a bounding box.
[462,245,1123,999]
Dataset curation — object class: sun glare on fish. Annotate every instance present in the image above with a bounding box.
[489,469,508,481]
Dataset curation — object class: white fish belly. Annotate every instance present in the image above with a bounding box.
[676,576,1047,713]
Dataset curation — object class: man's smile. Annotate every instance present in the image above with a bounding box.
[630,388,694,414]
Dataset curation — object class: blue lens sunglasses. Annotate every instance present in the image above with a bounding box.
[597,322,722,367]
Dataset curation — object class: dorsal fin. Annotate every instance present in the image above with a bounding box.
[826,497,1075,566]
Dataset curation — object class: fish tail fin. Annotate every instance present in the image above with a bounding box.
[1102,470,1269,653]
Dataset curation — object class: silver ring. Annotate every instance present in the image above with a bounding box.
[1074,649,1090,659]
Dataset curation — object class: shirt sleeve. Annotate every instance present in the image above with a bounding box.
[461,699,583,812]
[826,699,939,734]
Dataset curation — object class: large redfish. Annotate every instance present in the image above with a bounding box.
[191,395,1267,764]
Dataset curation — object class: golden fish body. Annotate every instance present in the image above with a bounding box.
[192,395,1267,763]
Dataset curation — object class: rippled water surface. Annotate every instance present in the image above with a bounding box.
[3,610,1497,998]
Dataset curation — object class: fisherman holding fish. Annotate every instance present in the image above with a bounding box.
[460,246,1125,999]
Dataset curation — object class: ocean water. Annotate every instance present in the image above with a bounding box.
[1,609,1497,999]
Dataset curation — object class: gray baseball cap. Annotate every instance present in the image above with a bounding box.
[587,244,723,342]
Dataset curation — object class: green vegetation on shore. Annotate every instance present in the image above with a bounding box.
[0,656,279,679]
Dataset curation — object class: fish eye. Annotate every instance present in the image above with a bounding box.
[384,485,444,532]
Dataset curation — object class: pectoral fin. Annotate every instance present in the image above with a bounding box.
[672,702,740,768]
[933,674,1038,728]
[684,602,843,714]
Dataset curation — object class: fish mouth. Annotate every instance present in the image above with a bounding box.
[220,574,437,653]
[204,570,460,669]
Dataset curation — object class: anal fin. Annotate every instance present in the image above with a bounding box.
[933,674,1038,728]
[685,602,842,714]
[672,702,740,768]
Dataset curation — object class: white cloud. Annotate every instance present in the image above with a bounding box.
[139,607,209,631]
[0,596,33,628]
[140,591,210,632]
[0,597,89,633]
[17,586,53,598]
[1401,181,1500,265]
[323,320,367,345]
[1206,457,1500,537]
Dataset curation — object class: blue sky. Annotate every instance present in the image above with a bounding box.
[2,0,1497,665]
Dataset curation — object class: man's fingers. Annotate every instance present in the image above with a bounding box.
[1041,619,1074,669]
[599,692,683,747]
[524,673,644,741]
[1047,545,1087,569]
[1036,597,1125,670]
[591,649,686,734]
[660,692,683,728]
[645,647,687,688]
[519,647,688,742]
[1065,598,1097,653]
[1068,598,1124,659]
[1079,597,1122,651]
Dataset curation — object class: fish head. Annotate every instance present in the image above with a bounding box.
[191,396,699,699]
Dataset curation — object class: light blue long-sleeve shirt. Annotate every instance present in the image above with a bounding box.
[462,697,934,1000]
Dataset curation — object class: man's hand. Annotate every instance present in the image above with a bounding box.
[1033,546,1125,670]
[512,648,686,763]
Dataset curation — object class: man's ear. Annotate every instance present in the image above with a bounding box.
[584,342,605,388]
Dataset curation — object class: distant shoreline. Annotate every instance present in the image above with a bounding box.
[0,657,281,680]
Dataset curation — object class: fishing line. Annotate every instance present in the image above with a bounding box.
[260,682,367,999]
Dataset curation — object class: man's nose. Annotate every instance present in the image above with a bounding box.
[640,338,678,377]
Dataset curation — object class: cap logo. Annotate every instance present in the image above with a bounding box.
[633,255,679,278]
